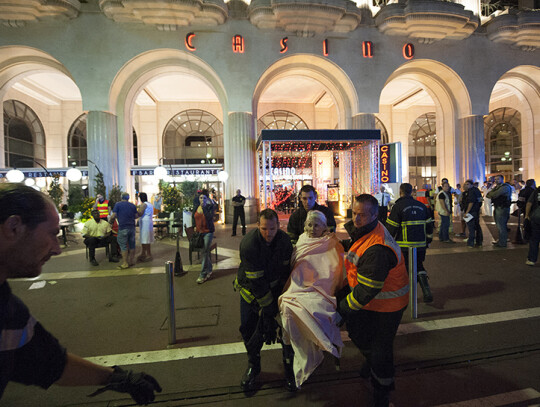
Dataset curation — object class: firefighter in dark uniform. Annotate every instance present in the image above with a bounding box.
[234,209,294,391]
[287,184,336,244]
[386,183,434,303]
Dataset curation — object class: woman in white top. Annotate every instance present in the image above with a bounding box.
[279,210,345,389]
[137,192,155,262]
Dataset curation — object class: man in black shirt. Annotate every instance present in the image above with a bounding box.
[462,180,484,248]
[0,184,161,404]
[287,185,336,244]
[231,189,246,236]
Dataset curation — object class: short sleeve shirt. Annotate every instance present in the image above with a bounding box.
[113,200,138,229]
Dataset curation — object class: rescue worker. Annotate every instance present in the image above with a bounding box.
[93,194,109,220]
[287,185,336,244]
[386,183,434,303]
[416,184,433,211]
[337,194,409,407]
[234,209,294,392]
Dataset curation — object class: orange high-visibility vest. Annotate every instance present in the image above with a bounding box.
[96,200,109,219]
[345,223,409,312]
[416,189,430,207]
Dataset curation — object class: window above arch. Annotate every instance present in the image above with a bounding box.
[3,99,46,168]
[163,109,223,165]
[484,107,521,178]
[257,110,309,136]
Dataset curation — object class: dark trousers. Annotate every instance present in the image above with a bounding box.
[240,298,285,367]
[378,206,388,224]
[402,247,426,274]
[467,214,483,247]
[232,207,246,235]
[346,307,406,387]
[528,225,540,263]
[84,236,111,259]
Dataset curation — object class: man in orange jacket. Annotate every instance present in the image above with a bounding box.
[337,194,408,407]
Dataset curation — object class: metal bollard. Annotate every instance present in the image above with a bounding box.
[408,247,418,319]
[165,261,176,345]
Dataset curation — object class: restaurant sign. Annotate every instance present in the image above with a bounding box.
[130,169,220,176]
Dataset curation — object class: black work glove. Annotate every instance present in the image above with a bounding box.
[88,366,162,405]
[261,313,278,345]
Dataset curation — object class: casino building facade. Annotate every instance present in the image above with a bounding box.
[0,0,539,222]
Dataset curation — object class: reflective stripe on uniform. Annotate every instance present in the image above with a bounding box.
[245,270,264,279]
[346,251,360,266]
[257,291,273,307]
[357,274,385,289]
[0,316,36,351]
[346,292,363,310]
[373,284,409,299]
[386,218,399,227]
[396,240,426,247]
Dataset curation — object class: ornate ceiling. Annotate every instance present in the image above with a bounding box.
[0,0,538,49]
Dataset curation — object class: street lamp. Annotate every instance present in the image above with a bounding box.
[87,159,103,178]
[154,157,175,186]
[6,159,54,183]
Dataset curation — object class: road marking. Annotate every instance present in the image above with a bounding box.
[84,307,540,367]
[434,388,540,406]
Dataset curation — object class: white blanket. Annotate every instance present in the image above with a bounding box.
[279,232,345,388]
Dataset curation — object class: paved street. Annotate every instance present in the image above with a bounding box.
[2,215,540,407]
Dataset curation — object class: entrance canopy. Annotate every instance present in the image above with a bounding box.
[257,129,381,213]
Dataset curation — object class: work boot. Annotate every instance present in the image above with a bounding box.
[418,273,433,303]
[90,258,99,266]
[371,377,393,407]
[242,227,246,236]
[240,364,260,391]
[109,256,120,263]
[282,345,297,391]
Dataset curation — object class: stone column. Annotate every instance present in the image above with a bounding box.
[0,112,4,168]
[86,111,119,197]
[458,115,485,183]
[352,113,376,130]
[224,112,258,224]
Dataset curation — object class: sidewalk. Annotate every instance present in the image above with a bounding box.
[3,215,540,406]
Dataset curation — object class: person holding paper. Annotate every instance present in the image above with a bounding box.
[462,180,483,249]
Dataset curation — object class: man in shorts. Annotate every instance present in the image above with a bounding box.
[109,193,138,269]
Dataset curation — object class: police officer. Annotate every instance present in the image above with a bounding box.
[231,189,246,236]
[374,185,391,223]
[386,183,434,303]
[234,209,294,391]
[487,175,513,248]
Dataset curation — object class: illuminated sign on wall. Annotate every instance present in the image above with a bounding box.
[183,33,414,59]
[130,169,219,176]
[379,143,402,183]
[232,35,245,53]
[185,32,196,51]
[280,37,288,53]
[272,167,296,177]
[403,43,414,60]
[362,41,373,58]
[0,170,88,178]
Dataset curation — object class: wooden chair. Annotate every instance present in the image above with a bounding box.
[184,226,218,265]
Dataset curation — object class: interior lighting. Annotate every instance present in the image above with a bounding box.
[218,170,229,183]
[66,167,82,182]
[519,167,524,171]
[154,165,168,180]
[6,169,25,183]
[201,160,205,164]
[211,159,216,164]
[501,157,507,161]
[504,151,510,156]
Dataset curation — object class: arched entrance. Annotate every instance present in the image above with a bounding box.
[379,59,472,187]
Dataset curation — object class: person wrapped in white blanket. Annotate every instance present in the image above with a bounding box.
[278,210,345,389]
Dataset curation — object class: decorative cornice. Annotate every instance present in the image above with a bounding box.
[0,0,80,27]
[248,0,362,37]
[375,0,479,44]
[486,10,540,51]
[99,0,228,29]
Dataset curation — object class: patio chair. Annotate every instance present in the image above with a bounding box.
[184,226,218,265]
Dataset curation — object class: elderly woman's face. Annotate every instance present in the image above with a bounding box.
[305,217,327,238]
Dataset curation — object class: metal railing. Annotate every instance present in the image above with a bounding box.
[165,261,176,345]
[408,247,418,319]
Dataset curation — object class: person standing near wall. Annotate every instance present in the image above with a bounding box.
[231,189,246,237]
[487,175,513,248]
[194,191,215,284]
[137,192,154,263]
